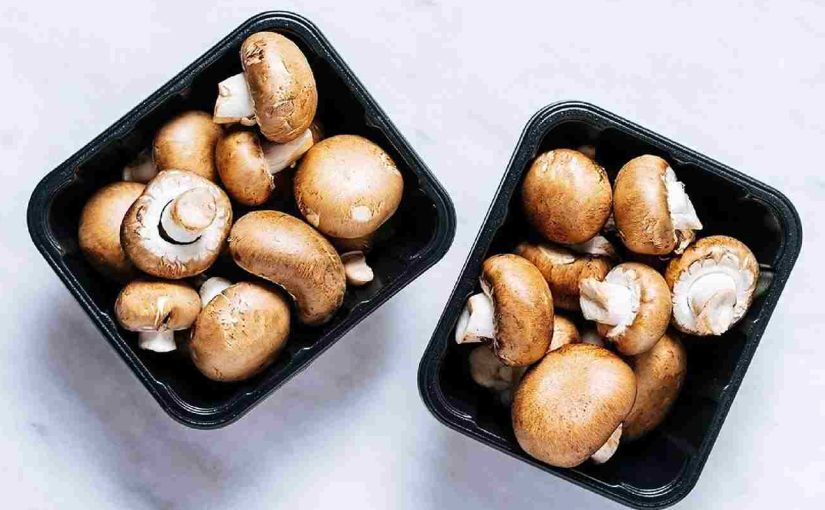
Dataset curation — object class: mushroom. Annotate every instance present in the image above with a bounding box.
[512,344,636,467]
[623,331,687,441]
[216,124,321,206]
[340,251,374,286]
[78,181,145,281]
[189,282,290,382]
[665,235,759,336]
[515,240,614,311]
[228,210,346,325]
[579,262,672,356]
[521,149,612,244]
[153,111,222,181]
[295,134,404,239]
[455,254,553,366]
[121,170,233,279]
[549,315,580,351]
[114,280,200,352]
[613,155,702,255]
[122,149,158,183]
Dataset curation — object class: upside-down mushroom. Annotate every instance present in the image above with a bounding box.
[115,280,200,352]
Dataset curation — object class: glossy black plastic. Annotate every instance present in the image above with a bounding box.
[418,102,801,508]
[28,12,455,429]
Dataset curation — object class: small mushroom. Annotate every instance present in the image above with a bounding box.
[521,149,612,244]
[115,280,200,352]
[228,210,346,325]
[665,235,759,336]
[623,331,687,441]
[613,155,702,255]
[295,135,404,239]
[455,254,553,366]
[549,315,581,352]
[512,344,636,467]
[121,170,233,279]
[579,262,672,356]
[189,282,290,382]
[78,181,145,281]
[515,240,614,311]
[153,111,222,181]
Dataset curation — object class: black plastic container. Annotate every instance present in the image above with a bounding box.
[418,102,801,508]
[28,12,455,429]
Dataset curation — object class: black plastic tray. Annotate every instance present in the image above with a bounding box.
[418,101,802,508]
[27,12,455,429]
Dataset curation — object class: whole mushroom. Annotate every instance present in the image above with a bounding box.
[115,280,201,352]
[153,111,223,181]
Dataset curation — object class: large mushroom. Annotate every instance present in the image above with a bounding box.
[613,155,703,255]
[512,344,636,467]
[455,254,553,367]
[579,262,672,356]
[228,210,346,326]
[153,111,222,181]
[78,181,145,281]
[521,149,612,244]
[121,170,232,280]
[665,235,759,336]
[189,282,291,382]
[115,280,201,352]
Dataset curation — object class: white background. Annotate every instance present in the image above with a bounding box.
[2,1,823,508]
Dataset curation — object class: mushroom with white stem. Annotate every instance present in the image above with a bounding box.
[199,276,232,307]
[121,170,233,279]
[613,155,703,255]
[512,344,636,467]
[579,262,672,356]
[122,149,158,183]
[665,235,759,336]
[521,148,612,244]
[228,210,346,325]
[78,181,145,281]
[153,111,223,181]
[115,280,201,352]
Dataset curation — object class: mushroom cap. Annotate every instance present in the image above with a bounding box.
[78,181,145,281]
[623,331,687,441]
[512,343,637,468]
[115,280,200,333]
[121,170,233,279]
[665,235,759,336]
[228,210,346,325]
[153,111,222,181]
[549,315,581,352]
[521,149,612,244]
[294,135,404,239]
[215,129,274,206]
[189,282,290,382]
[481,254,554,366]
[515,241,614,311]
[241,32,317,143]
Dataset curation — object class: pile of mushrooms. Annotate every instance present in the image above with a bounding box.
[77,31,404,383]
[457,146,760,468]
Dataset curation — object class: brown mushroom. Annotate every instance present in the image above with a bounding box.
[153,111,222,181]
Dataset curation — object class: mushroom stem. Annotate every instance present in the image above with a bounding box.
[568,235,617,259]
[455,292,496,344]
[590,424,622,464]
[664,167,702,231]
[580,278,634,327]
[122,149,158,183]
[138,330,176,353]
[199,276,232,307]
[213,73,257,126]
[160,188,217,243]
[341,251,374,286]
[262,128,316,174]
[689,274,737,335]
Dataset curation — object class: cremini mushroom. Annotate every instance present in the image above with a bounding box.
[153,111,222,181]
[579,262,672,355]
[549,315,580,351]
[512,344,636,467]
[624,331,687,441]
[515,240,614,311]
[613,155,702,255]
[78,181,145,281]
[122,149,158,183]
[189,282,290,382]
[115,280,200,352]
[521,148,612,244]
[121,170,233,279]
[455,254,553,366]
[228,210,346,325]
[294,134,404,239]
[665,235,759,336]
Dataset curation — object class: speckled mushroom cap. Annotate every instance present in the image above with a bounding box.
[189,282,291,382]
[153,111,222,181]
[521,149,612,244]
[241,32,317,143]
[294,134,404,239]
[115,280,201,333]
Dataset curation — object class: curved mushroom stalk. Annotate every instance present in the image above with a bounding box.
[138,330,177,353]
[580,275,640,336]
[199,276,232,307]
[160,187,218,243]
[455,292,495,344]
[590,424,622,464]
[263,128,317,173]
[664,167,702,232]
[122,149,158,183]
[341,251,374,286]
[213,73,257,126]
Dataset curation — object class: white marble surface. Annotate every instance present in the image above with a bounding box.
[2,1,823,508]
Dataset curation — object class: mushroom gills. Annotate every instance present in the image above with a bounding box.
[137,330,176,353]
[590,424,622,464]
[159,187,217,243]
[199,276,232,307]
[455,292,495,344]
[213,73,257,126]
[580,270,641,337]
[262,128,316,173]
[663,167,702,232]
[341,251,374,286]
